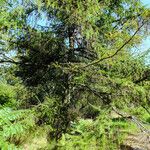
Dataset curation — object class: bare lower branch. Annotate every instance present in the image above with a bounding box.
[0,60,19,64]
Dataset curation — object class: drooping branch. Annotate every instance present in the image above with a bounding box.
[0,52,19,64]
[0,60,19,64]
[76,83,111,104]
[83,20,147,69]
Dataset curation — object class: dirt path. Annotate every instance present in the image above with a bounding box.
[121,132,150,150]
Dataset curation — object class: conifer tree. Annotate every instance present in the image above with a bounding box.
[0,0,150,139]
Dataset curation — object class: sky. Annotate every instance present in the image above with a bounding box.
[141,0,150,7]
[137,0,150,64]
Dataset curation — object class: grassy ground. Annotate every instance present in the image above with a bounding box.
[23,136,48,150]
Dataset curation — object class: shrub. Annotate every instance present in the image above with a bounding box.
[0,83,16,107]
[0,107,35,149]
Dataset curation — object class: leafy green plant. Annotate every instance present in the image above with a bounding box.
[0,107,35,150]
[0,83,16,107]
[56,109,131,150]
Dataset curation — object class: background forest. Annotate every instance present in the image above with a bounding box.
[0,0,150,149]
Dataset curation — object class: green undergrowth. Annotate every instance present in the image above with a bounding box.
[0,107,35,150]
[0,106,149,150]
[43,111,139,150]
[0,83,17,107]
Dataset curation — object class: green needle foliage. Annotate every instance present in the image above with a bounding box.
[0,0,150,149]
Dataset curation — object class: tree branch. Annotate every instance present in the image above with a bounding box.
[76,83,111,104]
[0,60,19,64]
[83,21,146,69]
